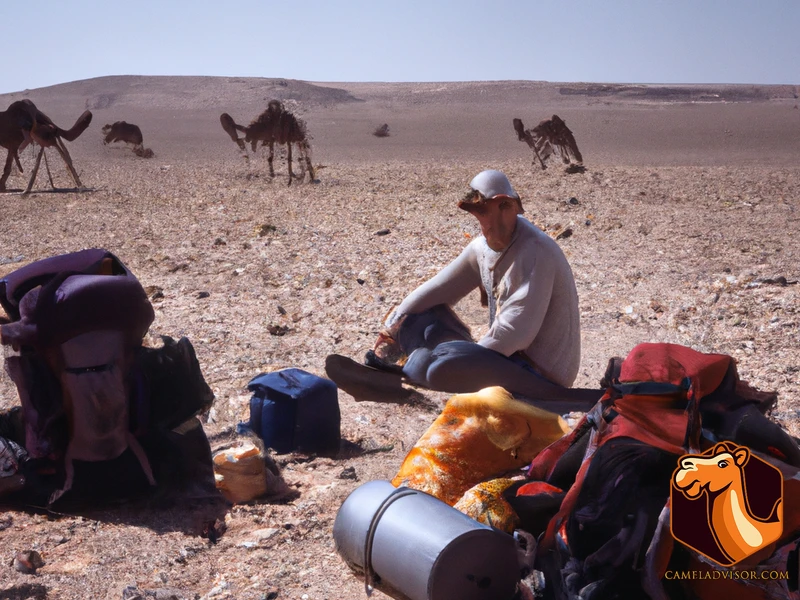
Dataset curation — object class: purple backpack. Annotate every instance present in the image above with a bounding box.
[1,249,157,502]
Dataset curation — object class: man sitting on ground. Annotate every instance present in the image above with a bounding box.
[326,169,601,412]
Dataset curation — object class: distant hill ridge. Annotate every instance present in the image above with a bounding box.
[0,76,796,117]
[558,82,799,102]
[0,76,363,113]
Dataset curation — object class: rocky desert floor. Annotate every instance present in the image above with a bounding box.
[0,77,799,600]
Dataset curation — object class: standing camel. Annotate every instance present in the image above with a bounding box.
[513,115,584,172]
[0,100,92,194]
[673,442,783,565]
[220,100,315,186]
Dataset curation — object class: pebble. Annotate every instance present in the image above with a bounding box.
[338,466,358,480]
[13,550,44,574]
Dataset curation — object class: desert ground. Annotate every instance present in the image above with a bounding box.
[1,77,800,600]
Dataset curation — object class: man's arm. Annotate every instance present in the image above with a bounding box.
[385,242,481,329]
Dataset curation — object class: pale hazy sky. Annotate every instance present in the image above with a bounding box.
[2,0,797,94]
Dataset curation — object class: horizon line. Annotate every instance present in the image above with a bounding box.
[1,74,798,96]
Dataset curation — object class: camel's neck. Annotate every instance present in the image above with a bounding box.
[711,479,765,551]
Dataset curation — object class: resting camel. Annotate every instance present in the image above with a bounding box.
[102,121,154,158]
[513,115,584,172]
[673,442,783,564]
[220,100,315,185]
[0,100,92,194]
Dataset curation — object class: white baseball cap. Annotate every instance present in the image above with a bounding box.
[458,169,524,213]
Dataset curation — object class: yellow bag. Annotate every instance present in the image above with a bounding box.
[213,441,270,504]
[392,386,568,506]
[453,478,521,533]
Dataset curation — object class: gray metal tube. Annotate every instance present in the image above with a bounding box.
[333,480,520,600]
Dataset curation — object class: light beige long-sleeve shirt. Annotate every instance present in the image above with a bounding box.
[387,216,581,387]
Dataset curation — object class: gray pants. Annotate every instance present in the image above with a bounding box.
[397,305,602,412]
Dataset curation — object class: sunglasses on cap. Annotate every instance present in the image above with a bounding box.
[457,190,524,214]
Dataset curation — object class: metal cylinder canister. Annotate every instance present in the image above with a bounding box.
[333,480,520,600]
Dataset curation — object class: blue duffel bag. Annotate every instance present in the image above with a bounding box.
[246,369,340,455]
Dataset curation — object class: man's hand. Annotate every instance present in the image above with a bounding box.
[374,307,408,364]
[372,329,406,365]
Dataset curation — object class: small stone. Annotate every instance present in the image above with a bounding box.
[13,550,44,574]
[255,223,277,237]
[268,324,290,336]
[0,255,24,265]
[555,227,573,240]
[245,528,280,544]
[145,285,164,301]
[122,585,146,600]
[338,466,358,480]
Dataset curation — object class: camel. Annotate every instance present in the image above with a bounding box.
[513,115,584,172]
[220,100,316,185]
[102,121,154,158]
[0,100,92,194]
[673,442,783,564]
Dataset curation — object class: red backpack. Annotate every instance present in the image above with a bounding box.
[511,343,800,599]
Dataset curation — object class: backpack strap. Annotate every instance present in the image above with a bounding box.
[611,378,690,397]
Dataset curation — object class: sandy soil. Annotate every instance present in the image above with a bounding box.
[1,77,799,600]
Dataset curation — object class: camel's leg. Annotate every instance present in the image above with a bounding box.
[302,146,315,182]
[43,150,56,189]
[287,142,294,186]
[519,130,547,170]
[1,150,14,191]
[296,144,306,180]
[23,147,45,195]
[529,141,547,170]
[267,142,275,178]
[296,145,311,183]
[533,151,547,170]
[53,138,84,189]
[13,151,23,174]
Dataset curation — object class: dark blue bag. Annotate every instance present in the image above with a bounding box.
[247,369,340,455]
